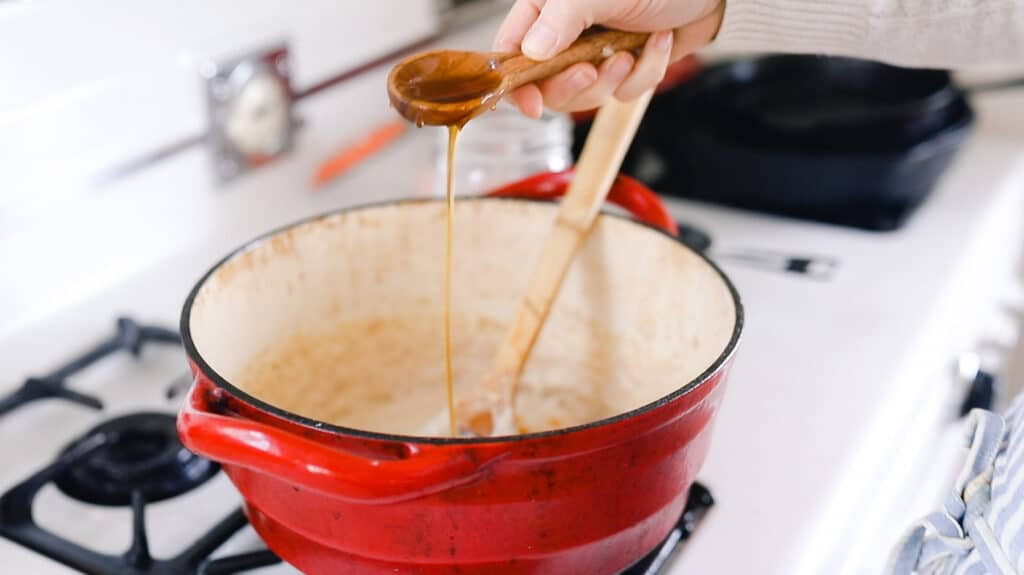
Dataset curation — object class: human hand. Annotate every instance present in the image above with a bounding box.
[494,0,725,117]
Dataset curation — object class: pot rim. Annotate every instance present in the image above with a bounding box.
[180,196,744,445]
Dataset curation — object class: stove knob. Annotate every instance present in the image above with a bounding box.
[960,369,998,416]
[223,70,291,159]
[204,45,295,183]
[956,351,1001,415]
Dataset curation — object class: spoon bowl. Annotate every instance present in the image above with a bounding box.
[388,29,650,127]
[388,50,508,127]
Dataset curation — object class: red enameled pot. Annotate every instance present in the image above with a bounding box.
[177,171,742,574]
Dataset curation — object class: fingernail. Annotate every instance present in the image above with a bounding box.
[610,54,634,79]
[519,101,542,118]
[522,21,558,59]
[655,30,673,51]
[568,67,598,91]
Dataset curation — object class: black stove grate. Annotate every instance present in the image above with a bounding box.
[0,425,713,575]
[0,317,181,418]
[0,426,230,574]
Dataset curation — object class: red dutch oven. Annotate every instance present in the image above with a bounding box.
[177,170,742,574]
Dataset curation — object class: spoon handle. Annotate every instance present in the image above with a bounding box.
[492,89,654,376]
[499,29,650,91]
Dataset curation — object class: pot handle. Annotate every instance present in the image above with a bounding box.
[178,378,504,503]
[485,169,679,237]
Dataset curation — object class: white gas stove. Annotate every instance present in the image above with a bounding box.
[3,3,1024,574]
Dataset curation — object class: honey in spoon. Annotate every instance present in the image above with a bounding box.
[388,50,506,128]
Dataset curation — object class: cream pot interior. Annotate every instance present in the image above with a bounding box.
[185,199,738,437]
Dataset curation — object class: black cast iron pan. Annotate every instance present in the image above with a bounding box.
[576,55,1023,231]
[678,55,1020,152]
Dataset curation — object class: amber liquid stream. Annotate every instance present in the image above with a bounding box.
[393,57,502,436]
[444,126,459,437]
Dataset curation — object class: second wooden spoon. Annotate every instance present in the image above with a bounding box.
[453,89,657,436]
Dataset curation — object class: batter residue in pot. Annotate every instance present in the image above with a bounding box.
[236,314,657,436]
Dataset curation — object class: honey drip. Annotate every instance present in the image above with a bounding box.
[444,125,459,437]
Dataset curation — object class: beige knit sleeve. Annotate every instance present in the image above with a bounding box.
[715,0,1024,68]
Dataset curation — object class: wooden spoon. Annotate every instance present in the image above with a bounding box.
[388,28,649,128]
[454,90,657,436]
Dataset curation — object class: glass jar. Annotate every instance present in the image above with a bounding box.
[430,102,574,198]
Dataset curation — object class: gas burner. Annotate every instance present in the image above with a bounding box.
[54,412,219,506]
[0,413,231,574]
[0,317,181,418]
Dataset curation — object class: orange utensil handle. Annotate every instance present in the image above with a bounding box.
[311,120,407,188]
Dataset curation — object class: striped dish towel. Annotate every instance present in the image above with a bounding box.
[887,393,1024,574]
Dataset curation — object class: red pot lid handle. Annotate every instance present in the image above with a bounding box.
[178,378,506,503]
[486,168,679,236]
